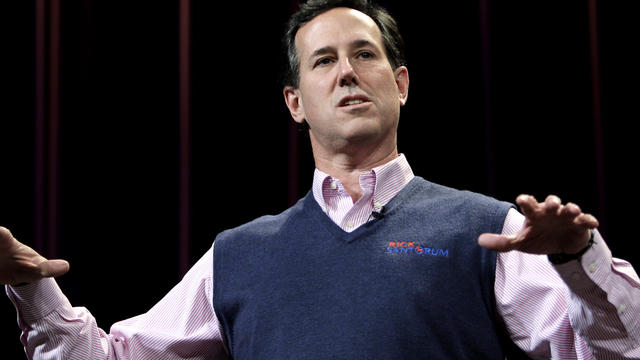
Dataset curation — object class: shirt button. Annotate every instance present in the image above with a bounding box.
[588,263,597,273]
[619,304,627,315]
[373,201,383,211]
[346,221,354,228]
[330,181,338,190]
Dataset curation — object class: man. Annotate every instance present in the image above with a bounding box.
[2,0,639,358]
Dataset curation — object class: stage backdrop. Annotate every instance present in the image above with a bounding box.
[1,1,637,358]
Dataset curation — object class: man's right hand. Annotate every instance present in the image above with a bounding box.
[0,226,69,286]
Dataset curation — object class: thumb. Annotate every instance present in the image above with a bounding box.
[37,259,70,278]
[478,233,519,252]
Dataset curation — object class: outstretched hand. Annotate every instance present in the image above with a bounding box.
[478,195,599,255]
[0,226,69,286]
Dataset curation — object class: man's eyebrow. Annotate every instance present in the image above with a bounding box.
[310,46,335,59]
[309,39,378,59]
[350,39,377,50]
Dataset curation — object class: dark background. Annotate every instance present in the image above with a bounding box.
[1,1,638,357]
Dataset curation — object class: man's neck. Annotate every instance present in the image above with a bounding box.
[313,147,399,203]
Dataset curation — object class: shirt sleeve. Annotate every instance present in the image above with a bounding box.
[5,245,229,360]
[496,208,640,359]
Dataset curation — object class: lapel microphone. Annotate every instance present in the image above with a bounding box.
[371,206,385,219]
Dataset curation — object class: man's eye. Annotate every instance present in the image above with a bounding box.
[315,57,333,67]
[358,51,374,59]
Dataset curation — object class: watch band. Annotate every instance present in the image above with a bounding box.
[548,230,595,265]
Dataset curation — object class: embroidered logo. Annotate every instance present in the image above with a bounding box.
[386,241,449,257]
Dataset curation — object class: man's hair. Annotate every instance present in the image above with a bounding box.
[282,0,406,88]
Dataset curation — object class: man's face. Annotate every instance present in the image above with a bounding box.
[284,7,409,157]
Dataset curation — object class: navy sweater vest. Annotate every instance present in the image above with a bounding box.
[213,177,513,359]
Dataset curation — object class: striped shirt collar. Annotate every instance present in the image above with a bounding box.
[311,154,415,230]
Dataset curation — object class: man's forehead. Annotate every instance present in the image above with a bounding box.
[295,7,382,57]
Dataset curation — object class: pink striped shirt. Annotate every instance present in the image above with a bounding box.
[6,154,640,359]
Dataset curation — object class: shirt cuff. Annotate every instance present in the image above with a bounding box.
[6,277,72,324]
[551,229,610,291]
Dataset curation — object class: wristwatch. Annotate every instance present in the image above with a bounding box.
[548,230,595,265]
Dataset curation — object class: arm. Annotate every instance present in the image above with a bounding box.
[2,227,228,359]
[486,203,640,358]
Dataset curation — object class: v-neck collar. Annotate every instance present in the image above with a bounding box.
[311,154,415,232]
[302,177,425,243]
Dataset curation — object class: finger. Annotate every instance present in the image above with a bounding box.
[0,226,14,244]
[543,195,562,213]
[559,202,582,218]
[516,194,539,218]
[478,233,519,252]
[37,259,70,278]
[575,213,599,229]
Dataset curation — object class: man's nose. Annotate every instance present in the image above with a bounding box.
[337,58,358,87]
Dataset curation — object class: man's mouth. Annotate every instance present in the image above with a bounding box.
[339,95,371,107]
[343,99,365,106]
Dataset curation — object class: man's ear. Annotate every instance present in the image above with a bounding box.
[394,66,409,106]
[283,86,306,124]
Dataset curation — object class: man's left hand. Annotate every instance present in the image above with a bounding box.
[478,194,599,255]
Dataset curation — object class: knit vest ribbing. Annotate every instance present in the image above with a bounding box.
[213,177,513,359]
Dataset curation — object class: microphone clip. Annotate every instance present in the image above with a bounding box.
[371,206,385,219]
